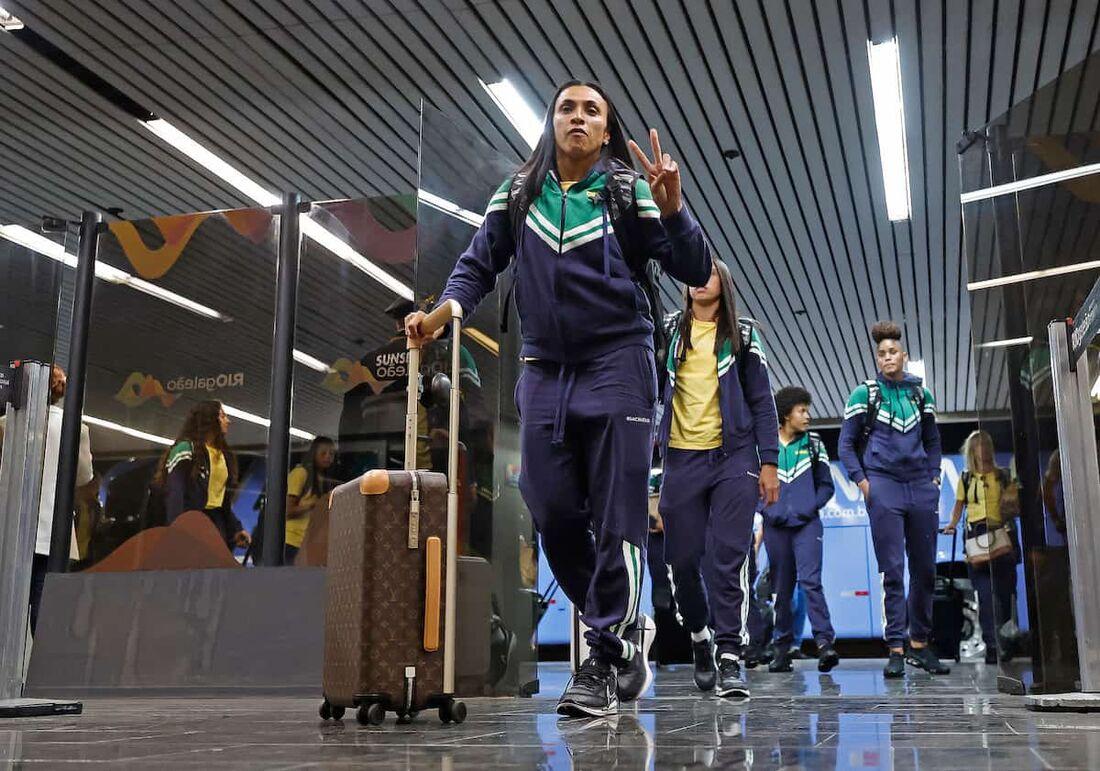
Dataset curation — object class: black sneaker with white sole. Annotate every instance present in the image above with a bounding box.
[817,644,840,673]
[692,636,717,691]
[616,614,655,702]
[558,656,619,717]
[715,654,750,698]
[906,645,951,675]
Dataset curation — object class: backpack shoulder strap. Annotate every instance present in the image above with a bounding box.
[861,380,882,438]
[506,171,527,239]
[605,160,644,273]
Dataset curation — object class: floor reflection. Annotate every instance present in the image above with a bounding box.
[3,660,1098,769]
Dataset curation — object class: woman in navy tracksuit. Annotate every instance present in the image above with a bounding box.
[838,321,949,678]
[656,259,779,699]
[760,386,838,674]
[406,81,711,717]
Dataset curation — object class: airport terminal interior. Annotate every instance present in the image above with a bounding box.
[4,0,1100,768]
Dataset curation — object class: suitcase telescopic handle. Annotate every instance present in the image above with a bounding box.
[403,298,462,695]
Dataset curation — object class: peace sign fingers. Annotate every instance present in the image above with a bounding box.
[628,138,656,175]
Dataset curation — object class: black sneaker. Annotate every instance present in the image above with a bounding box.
[715,655,750,698]
[906,645,951,675]
[616,614,655,702]
[767,646,793,673]
[817,644,840,673]
[558,656,618,717]
[984,647,998,665]
[742,644,771,669]
[691,636,716,691]
[884,651,905,679]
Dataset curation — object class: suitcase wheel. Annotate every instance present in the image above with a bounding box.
[357,703,386,726]
[439,698,467,725]
[395,711,415,725]
[319,699,345,721]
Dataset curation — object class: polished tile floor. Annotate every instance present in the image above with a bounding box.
[4,660,1100,769]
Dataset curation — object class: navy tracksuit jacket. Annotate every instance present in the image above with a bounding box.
[837,373,942,648]
[437,159,711,663]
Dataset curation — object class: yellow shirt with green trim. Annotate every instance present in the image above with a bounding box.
[669,319,723,450]
[285,465,316,548]
[206,446,228,509]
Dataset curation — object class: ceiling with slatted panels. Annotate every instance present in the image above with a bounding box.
[3,0,1100,423]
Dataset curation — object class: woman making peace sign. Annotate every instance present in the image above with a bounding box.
[407,80,711,717]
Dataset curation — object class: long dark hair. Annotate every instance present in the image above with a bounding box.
[298,436,337,499]
[675,259,741,362]
[513,80,634,223]
[155,400,238,485]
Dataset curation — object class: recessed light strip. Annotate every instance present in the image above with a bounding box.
[222,404,314,441]
[141,118,415,300]
[967,261,1100,291]
[867,38,912,222]
[479,77,542,150]
[0,224,226,320]
[417,189,484,228]
[975,336,1034,349]
[82,415,173,446]
[960,162,1100,205]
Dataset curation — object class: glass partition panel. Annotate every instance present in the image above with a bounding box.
[960,49,1100,196]
[960,138,1100,691]
[289,195,417,566]
[78,208,278,570]
[418,104,535,696]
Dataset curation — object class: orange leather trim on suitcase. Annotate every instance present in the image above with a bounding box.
[359,469,391,495]
[423,536,442,652]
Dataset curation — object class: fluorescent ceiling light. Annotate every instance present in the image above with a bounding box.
[0,224,227,320]
[292,349,332,373]
[298,217,413,300]
[967,261,1100,291]
[142,117,413,300]
[417,189,484,228]
[82,415,173,446]
[961,162,1100,205]
[222,403,314,441]
[0,5,24,31]
[867,38,912,222]
[975,336,1034,349]
[906,359,925,380]
[143,120,280,207]
[479,77,542,150]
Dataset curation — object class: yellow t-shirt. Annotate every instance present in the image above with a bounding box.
[669,320,723,450]
[285,465,317,548]
[206,446,228,509]
[560,180,578,191]
[957,470,1002,526]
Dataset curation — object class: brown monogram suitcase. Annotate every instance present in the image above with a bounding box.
[319,300,466,726]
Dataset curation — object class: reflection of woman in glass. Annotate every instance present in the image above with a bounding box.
[1042,449,1066,535]
[157,400,250,551]
[285,436,337,563]
[943,430,1019,664]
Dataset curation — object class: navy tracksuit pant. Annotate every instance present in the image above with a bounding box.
[659,445,759,656]
[763,517,834,648]
[517,345,655,664]
[866,473,940,648]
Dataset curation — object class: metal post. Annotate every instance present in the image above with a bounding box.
[261,193,302,566]
[1047,321,1100,692]
[49,212,101,573]
[0,361,80,717]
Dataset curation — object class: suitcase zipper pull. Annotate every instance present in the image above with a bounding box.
[408,472,420,549]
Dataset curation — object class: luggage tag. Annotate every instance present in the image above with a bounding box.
[408,472,420,549]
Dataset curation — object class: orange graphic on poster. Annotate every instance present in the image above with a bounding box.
[108,214,209,280]
[115,372,177,408]
[109,210,275,280]
[322,358,388,395]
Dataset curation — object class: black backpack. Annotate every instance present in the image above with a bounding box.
[501,160,672,390]
[858,379,927,452]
